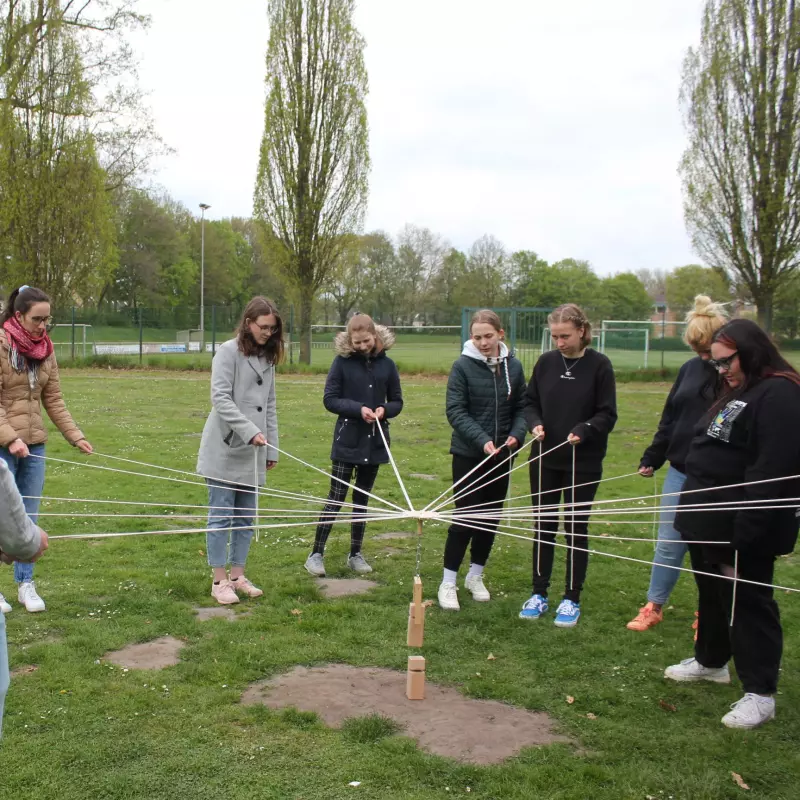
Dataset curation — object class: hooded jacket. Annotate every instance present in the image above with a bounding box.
[324,325,403,465]
[446,340,528,459]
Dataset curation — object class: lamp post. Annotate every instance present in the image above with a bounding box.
[199,203,210,348]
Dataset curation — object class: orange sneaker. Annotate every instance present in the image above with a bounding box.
[626,602,663,631]
[692,610,699,641]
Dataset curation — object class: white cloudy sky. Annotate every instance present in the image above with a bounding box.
[132,0,704,274]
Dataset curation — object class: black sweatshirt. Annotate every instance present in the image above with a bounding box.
[675,376,800,557]
[523,348,617,473]
[640,356,718,474]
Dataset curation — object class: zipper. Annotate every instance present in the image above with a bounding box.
[336,419,347,441]
[492,363,499,446]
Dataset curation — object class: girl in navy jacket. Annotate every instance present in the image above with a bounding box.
[304,315,403,576]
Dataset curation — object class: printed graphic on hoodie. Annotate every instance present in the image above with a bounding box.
[707,400,747,442]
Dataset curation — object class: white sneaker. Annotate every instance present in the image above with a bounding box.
[0,593,11,614]
[722,693,776,729]
[464,574,490,602]
[664,657,730,684]
[347,553,373,574]
[304,553,326,577]
[438,581,460,611]
[18,581,45,613]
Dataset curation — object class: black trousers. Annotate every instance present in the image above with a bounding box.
[689,544,782,694]
[531,465,600,603]
[313,461,380,556]
[443,454,511,572]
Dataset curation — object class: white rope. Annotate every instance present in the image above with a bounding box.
[569,443,576,592]
[536,438,542,577]
[730,550,739,627]
[374,417,414,511]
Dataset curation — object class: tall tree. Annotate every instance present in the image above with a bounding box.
[253,0,369,363]
[600,273,654,320]
[680,0,800,331]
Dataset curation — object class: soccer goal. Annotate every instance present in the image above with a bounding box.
[599,320,651,369]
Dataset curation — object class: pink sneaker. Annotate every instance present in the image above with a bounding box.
[211,580,239,605]
[230,575,263,598]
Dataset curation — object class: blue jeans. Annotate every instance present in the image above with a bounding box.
[206,480,257,568]
[647,466,688,605]
[0,610,8,739]
[0,444,45,584]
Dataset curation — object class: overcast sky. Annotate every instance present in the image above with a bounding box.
[132,0,704,275]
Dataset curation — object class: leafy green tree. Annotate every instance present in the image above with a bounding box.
[665,264,730,314]
[524,258,603,313]
[680,0,800,331]
[253,0,369,363]
[600,273,654,320]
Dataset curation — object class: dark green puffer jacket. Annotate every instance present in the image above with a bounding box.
[446,342,528,458]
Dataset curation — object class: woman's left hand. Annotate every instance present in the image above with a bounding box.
[567,433,581,445]
[76,439,93,454]
[266,460,277,471]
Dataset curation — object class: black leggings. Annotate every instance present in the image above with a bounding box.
[689,544,782,694]
[531,465,600,603]
[313,461,380,557]
[443,454,511,572]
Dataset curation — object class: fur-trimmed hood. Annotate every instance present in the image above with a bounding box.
[333,324,395,357]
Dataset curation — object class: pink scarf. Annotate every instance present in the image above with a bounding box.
[2,316,53,367]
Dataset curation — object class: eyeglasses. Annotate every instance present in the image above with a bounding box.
[29,315,53,326]
[709,351,738,371]
[251,322,278,333]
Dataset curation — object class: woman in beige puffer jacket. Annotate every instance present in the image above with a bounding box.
[0,286,92,614]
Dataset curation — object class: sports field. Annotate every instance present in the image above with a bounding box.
[1,372,798,798]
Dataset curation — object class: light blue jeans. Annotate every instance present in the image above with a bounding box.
[0,444,45,584]
[206,479,257,568]
[0,610,8,738]
[647,466,689,604]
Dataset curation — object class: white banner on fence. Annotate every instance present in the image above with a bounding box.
[93,342,216,356]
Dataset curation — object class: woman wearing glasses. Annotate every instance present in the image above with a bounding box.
[665,319,800,730]
[0,285,92,614]
[197,296,282,605]
[626,296,727,632]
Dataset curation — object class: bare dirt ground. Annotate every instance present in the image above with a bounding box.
[315,578,378,598]
[242,663,572,764]
[104,635,185,669]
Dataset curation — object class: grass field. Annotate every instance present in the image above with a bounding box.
[1,372,799,798]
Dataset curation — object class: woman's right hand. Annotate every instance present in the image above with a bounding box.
[483,441,498,456]
[361,406,376,422]
[532,426,545,441]
[638,466,654,477]
[250,433,267,447]
[9,438,29,458]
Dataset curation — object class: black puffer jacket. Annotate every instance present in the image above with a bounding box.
[446,341,528,458]
[324,325,403,465]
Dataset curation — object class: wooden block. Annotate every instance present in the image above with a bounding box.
[407,602,424,647]
[406,667,425,700]
[407,655,426,672]
[413,575,423,606]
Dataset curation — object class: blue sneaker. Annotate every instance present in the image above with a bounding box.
[519,593,548,620]
[554,599,581,628]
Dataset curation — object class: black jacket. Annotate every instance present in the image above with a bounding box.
[445,342,528,459]
[640,357,718,474]
[324,326,403,466]
[523,348,617,472]
[675,376,800,557]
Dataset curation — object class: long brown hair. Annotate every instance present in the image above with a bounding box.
[347,313,384,353]
[469,309,504,335]
[548,303,592,347]
[236,296,284,364]
[1,285,50,325]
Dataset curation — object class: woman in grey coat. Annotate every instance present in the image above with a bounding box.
[196,297,282,605]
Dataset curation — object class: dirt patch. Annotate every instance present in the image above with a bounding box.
[315,578,377,598]
[242,664,572,764]
[194,606,239,622]
[409,473,437,481]
[10,664,39,679]
[373,531,413,541]
[104,636,185,669]
[379,547,404,556]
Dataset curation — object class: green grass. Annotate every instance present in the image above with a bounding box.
[1,373,799,798]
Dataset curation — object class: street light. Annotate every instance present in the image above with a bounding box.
[199,203,210,345]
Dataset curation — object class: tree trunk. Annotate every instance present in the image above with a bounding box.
[299,283,313,364]
[754,288,774,333]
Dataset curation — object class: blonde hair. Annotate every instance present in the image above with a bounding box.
[683,295,728,351]
[347,313,383,352]
[548,303,592,348]
[469,309,504,334]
